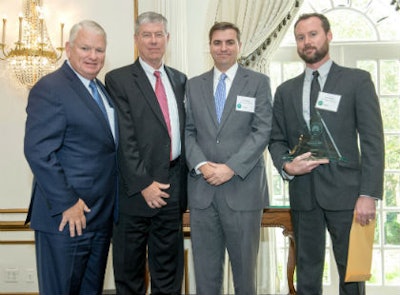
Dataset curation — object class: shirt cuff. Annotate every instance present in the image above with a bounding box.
[194,161,207,175]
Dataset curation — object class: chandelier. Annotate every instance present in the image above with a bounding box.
[0,0,64,88]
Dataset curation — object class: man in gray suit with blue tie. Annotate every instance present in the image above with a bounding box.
[269,13,384,295]
[185,22,273,294]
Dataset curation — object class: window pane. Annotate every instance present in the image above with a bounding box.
[376,17,400,41]
[357,60,378,88]
[328,10,376,41]
[269,62,282,95]
[374,212,381,245]
[384,249,400,285]
[380,97,400,130]
[323,250,331,285]
[272,174,284,197]
[282,62,303,81]
[384,212,400,246]
[370,249,383,285]
[384,174,400,208]
[384,135,400,170]
[380,60,400,95]
[352,0,373,9]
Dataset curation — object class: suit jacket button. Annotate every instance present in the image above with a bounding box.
[216,140,220,144]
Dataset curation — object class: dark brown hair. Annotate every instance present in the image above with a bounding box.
[209,22,241,43]
[294,13,331,34]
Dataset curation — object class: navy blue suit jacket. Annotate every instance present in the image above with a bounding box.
[24,61,118,234]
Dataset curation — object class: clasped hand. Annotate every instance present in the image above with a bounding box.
[142,181,170,209]
[200,162,235,186]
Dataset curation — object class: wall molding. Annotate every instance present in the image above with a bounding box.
[0,208,33,244]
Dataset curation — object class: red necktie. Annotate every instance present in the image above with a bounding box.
[154,71,172,159]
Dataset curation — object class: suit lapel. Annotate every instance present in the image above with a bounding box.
[165,66,185,136]
[61,62,115,144]
[131,61,170,133]
[97,79,119,146]
[201,70,219,127]
[314,62,342,129]
[292,73,309,135]
[322,62,341,94]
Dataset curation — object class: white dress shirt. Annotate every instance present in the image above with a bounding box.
[139,57,181,160]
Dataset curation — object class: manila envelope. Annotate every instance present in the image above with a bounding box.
[345,211,376,282]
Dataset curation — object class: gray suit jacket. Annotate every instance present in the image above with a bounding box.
[185,65,272,211]
[269,62,384,211]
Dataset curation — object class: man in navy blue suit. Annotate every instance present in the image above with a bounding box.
[24,20,118,295]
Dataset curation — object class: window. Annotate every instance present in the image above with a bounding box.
[269,1,400,294]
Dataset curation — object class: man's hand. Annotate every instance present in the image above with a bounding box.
[283,152,329,176]
[200,162,234,186]
[355,196,376,226]
[142,181,170,209]
[59,198,91,237]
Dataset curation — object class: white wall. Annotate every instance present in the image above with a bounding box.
[0,0,135,209]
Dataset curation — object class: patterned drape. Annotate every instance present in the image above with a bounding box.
[214,0,303,73]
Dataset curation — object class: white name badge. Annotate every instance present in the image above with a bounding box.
[315,91,341,112]
[236,96,255,113]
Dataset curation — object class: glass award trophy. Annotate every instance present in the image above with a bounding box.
[285,111,344,162]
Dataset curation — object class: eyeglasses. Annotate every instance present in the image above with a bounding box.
[139,32,167,40]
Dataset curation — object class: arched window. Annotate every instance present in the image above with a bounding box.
[269,1,400,294]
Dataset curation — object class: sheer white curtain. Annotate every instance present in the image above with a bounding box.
[213,0,303,293]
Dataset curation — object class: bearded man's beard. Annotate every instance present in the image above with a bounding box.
[298,42,329,64]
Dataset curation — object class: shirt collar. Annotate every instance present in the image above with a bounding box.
[213,63,239,81]
[66,60,92,88]
[305,59,333,81]
[139,57,166,76]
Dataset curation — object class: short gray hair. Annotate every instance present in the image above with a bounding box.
[135,11,168,35]
[69,20,107,46]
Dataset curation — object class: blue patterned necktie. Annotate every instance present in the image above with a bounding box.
[215,73,227,123]
[89,80,108,121]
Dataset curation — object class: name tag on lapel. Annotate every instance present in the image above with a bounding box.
[236,96,255,113]
[316,92,341,112]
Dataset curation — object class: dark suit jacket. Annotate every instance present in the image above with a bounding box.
[24,61,119,233]
[269,62,384,210]
[185,66,272,211]
[105,59,187,217]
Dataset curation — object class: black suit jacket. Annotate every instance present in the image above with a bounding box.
[105,59,187,217]
[269,62,384,211]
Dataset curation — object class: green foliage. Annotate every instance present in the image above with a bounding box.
[385,212,400,245]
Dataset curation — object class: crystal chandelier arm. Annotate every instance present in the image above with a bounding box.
[0,0,65,88]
